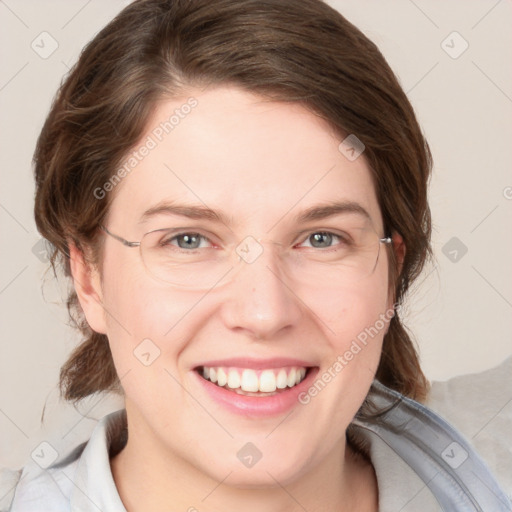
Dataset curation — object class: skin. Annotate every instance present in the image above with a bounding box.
[71,86,404,511]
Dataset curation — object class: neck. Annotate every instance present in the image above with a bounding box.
[110,412,378,512]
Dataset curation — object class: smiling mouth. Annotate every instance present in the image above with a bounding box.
[195,366,313,396]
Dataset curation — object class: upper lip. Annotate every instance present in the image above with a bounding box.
[194,357,317,370]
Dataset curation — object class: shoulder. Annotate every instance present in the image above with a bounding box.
[3,409,127,512]
[427,356,512,426]
[0,443,84,512]
[350,370,512,512]
[427,356,512,498]
[0,467,22,511]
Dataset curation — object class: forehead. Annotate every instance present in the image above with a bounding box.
[106,86,382,234]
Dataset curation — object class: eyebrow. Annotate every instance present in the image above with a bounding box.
[139,200,371,226]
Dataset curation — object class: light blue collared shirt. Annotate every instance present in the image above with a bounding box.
[2,370,511,512]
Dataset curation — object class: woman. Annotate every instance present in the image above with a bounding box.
[2,0,510,510]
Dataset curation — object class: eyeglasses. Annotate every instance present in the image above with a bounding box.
[101,223,392,291]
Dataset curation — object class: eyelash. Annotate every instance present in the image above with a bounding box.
[163,231,348,252]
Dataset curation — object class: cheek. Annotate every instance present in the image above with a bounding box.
[98,253,196,373]
[307,263,390,344]
[302,259,391,403]
[100,278,207,414]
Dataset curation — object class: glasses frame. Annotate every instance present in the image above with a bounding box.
[100,224,393,284]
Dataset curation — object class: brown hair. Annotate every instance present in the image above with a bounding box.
[34,0,432,404]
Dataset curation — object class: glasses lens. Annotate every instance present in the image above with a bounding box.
[140,226,387,290]
[141,229,234,289]
[286,227,386,288]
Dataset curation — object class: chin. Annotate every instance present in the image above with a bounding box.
[224,465,307,489]
[199,449,311,489]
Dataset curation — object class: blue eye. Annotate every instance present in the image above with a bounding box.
[300,232,344,249]
[310,232,336,248]
[156,229,351,253]
[164,233,211,250]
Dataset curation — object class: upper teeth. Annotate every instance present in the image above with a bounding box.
[202,366,307,393]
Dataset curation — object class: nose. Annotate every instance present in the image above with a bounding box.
[219,238,303,340]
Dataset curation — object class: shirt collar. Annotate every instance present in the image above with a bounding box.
[67,405,433,511]
[67,382,511,512]
[70,409,127,511]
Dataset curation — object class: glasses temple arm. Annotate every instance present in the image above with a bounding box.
[101,225,140,247]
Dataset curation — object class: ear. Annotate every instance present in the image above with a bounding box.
[68,242,108,334]
[392,232,406,276]
[386,232,406,310]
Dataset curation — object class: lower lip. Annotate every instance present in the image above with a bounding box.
[192,367,319,418]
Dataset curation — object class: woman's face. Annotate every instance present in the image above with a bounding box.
[83,86,394,486]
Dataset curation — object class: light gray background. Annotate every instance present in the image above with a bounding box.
[1,0,511,469]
